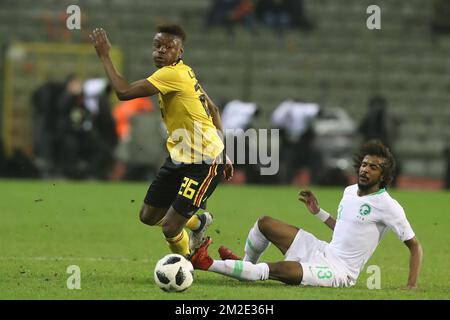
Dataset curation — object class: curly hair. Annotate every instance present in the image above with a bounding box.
[156,24,186,43]
[353,140,396,188]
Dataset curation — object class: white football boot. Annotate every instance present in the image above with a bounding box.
[189,212,213,252]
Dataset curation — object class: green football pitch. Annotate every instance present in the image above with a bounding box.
[1,179,449,299]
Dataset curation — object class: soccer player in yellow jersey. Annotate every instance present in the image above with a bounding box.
[89,24,233,257]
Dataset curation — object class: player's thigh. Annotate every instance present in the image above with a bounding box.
[267,261,303,285]
[258,216,299,255]
[300,262,341,287]
[143,158,183,211]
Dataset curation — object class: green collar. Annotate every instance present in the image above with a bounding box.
[366,188,386,196]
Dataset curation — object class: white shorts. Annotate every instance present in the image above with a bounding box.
[284,229,353,287]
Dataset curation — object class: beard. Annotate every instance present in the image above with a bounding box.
[357,179,379,191]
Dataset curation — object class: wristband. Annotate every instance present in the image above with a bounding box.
[315,208,330,222]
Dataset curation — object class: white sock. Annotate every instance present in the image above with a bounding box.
[209,260,269,281]
[243,220,270,263]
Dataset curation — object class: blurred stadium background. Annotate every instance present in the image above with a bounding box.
[0,0,450,189]
[1,0,450,301]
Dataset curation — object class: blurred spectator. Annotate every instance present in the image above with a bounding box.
[256,0,313,32]
[284,0,314,29]
[84,78,119,179]
[256,0,290,30]
[206,0,257,35]
[206,0,313,35]
[272,99,322,184]
[221,99,260,183]
[230,0,258,33]
[56,75,92,178]
[31,79,66,177]
[112,97,161,181]
[358,95,396,149]
[206,0,237,27]
[221,99,259,131]
[124,112,166,181]
[113,97,154,142]
[312,107,356,186]
[358,95,401,186]
[55,76,117,179]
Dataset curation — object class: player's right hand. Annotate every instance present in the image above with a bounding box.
[89,27,111,58]
[298,190,320,215]
[223,154,234,181]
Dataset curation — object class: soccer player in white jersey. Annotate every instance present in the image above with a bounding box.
[190,141,423,289]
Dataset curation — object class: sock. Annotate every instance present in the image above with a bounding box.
[166,229,190,256]
[244,220,270,263]
[186,214,202,231]
[209,260,269,281]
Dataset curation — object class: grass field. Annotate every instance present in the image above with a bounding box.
[1,179,449,300]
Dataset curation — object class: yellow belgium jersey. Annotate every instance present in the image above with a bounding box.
[147,60,224,164]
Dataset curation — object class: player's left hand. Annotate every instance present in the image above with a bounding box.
[89,27,111,58]
[223,155,233,181]
[298,190,320,214]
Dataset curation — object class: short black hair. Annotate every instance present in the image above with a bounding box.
[156,24,186,43]
[353,140,396,188]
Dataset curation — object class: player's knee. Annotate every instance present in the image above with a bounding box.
[139,206,158,226]
[257,216,274,235]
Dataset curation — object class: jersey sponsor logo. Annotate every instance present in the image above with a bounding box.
[359,204,372,216]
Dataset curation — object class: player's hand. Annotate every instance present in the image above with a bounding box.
[223,155,234,181]
[298,190,320,214]
[89,27,111,58]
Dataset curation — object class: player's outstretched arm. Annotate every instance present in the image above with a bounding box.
[89,28,159,100]
[298,190,336,230]
[403,236,423,289]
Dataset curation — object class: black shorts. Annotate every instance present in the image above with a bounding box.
[144,157,225,218]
